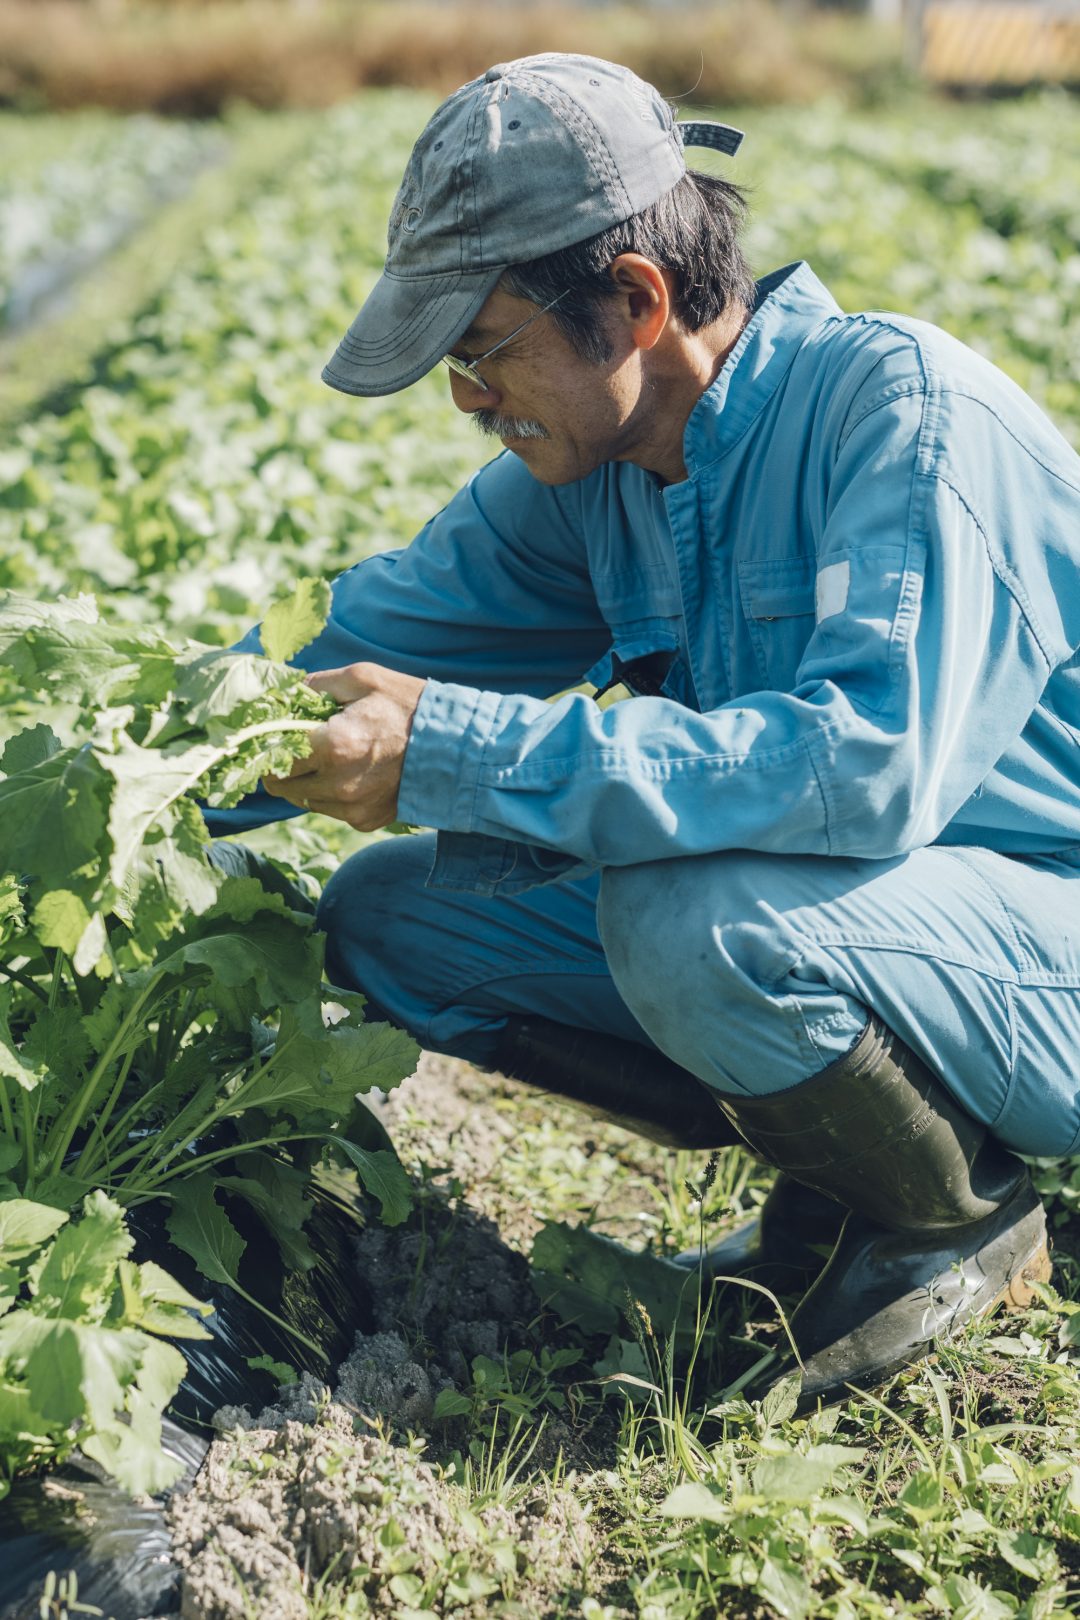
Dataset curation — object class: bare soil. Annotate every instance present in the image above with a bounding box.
[166,1054,634,1620]
[170,1404,593,1620]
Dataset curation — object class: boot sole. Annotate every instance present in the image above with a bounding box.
[791,1212,1053,1414]
[991,1235,1053,1312]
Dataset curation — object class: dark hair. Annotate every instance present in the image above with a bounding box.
[500,169,756,364]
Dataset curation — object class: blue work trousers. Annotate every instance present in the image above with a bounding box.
[316,836,1080,1159]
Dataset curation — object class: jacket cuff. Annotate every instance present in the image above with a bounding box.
[397,678,501,832]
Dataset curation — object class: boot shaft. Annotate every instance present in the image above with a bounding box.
[717,1018,1025,1232]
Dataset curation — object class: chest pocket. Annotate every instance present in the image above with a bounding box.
[738,557,818,692]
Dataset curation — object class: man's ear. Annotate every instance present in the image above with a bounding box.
[608,253,674,352]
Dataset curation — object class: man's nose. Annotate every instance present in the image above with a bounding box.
[447,370,500,413]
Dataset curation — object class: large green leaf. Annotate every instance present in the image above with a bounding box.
[0,723,61,774]
[151,885,323,1025]
[660,1481,728,1525]
[321,1135,412,1228]
[0,595,178,708]
[79,1366,186,1496]
[29,1189,134,1321]
[0,1379,49,1453]
[30,888,96,957]
[0,1199,69,1264]
[101,734,223,894]
[115,1258,214,1341]
[260,577,331,664]
[216,1156,316,1272]
[530,1221,700,1339]
[0,744,112,900]
[0,989,48,1095]
[758,1557,812,1620]
[331,1019,421,1096]
[165,1175,246,1288]
[0,1265,20,1316]
[751,1444,866,1504]
[173,648,304,732]
[21,1002,92,1086]
[239,1007,417,1121]
[0,1311,142,1433]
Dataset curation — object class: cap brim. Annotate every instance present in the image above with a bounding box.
[321,265,503,398]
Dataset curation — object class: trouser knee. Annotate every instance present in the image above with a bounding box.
[598,853,811,1083]
[317,835,434,1034]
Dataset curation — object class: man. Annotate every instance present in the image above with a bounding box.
[210,53,1080,1408]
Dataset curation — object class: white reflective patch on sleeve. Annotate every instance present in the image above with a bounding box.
[815,560,850,623]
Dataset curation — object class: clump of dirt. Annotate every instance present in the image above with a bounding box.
[335,1329,454,1430]
[338,1153,595,1475]
[351,1195,534,1382]
[169,1404,593,1620]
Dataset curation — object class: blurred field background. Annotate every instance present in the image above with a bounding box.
[0,0,910,114]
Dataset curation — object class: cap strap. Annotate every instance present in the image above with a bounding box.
[678,120,745,157]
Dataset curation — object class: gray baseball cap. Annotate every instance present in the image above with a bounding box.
[322,53,743,398]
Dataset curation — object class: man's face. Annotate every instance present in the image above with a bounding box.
[444,286,648,487]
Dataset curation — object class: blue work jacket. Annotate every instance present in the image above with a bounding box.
[212,261,1080,894]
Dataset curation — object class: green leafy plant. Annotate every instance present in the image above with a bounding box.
[0,582,420,1492]
[0,1190,213,1499]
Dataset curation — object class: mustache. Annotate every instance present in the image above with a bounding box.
[472,409,550,441]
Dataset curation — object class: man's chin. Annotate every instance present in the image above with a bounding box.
[504,442,591,486]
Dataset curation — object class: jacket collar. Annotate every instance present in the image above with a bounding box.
[681,261,842,478]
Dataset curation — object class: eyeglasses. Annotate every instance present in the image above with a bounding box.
[442,290,567,390]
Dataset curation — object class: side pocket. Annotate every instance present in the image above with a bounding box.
[583,620,695,708]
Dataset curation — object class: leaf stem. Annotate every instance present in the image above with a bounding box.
[110,1030,299,1190]
[131,1133,324,1192]
[217,1271,328,1363]
[93,1074,232,1185]
[20,1089,35,1189]
[127,717,326,833]
[43,977,159,1178]
[0,963,49,1005]
[83,1078,169,1177]
[0,1079,17,1156]
[47,951,66,1013]
[71,1046,138,1181]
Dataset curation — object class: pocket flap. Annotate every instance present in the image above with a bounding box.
[739,556,818,622]
[745,580,817,620]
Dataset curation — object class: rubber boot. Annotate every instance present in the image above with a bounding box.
[715,1016,1052,1409]
[490,1015,843,1283]
[672,1173,845,1290]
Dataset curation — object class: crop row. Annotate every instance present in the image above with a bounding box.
[0,113,225,330]
[754,94,1080,254]
[0,94,483,666]
[1,91,1076,693]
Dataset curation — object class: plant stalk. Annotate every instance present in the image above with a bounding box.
[42,977,159,1178]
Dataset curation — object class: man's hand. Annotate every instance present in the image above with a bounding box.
[263,662,426,831]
